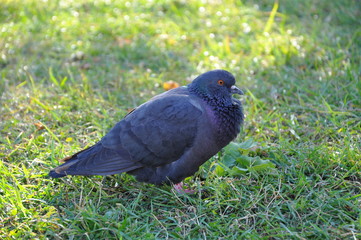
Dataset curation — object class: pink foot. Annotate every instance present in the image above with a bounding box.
[173,182,196,194]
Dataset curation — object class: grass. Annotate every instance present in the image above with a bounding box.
[0,0,360,239]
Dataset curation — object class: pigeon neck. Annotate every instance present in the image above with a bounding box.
[188,83,231,106]
[213,103,244,146]
[188,83,243,145]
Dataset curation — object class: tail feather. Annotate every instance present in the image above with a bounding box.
[49,157,79,178]
[48,142,142,178]
[49,170,66,178]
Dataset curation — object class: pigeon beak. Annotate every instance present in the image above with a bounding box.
[230,85,244,95]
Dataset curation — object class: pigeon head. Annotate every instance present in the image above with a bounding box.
[188,70,243,103]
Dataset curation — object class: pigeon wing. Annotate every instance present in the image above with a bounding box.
[104,92,203,168]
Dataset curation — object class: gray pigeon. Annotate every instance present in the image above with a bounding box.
[49,69,244,192]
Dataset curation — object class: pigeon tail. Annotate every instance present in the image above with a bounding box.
[49,170,67,178]
[49,157,80,178]
[49,142,142,177]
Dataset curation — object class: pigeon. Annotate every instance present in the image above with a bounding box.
[49,69,244,193]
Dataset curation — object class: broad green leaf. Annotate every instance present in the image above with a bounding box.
[234,138,258,150]
[236,155,253,168]
[215,165,227,176]
[230,166,248,176]
[248,157,276,171]
[224,142,241,156]
[222,154,237,168]
[222,142,240,167]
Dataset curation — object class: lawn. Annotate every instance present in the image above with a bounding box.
[0,0,360,239]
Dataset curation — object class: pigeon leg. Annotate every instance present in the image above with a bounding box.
[173,182,196,194]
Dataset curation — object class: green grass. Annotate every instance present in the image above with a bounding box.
[1,0,360,239]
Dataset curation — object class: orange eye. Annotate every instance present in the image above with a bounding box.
[217,80,224,86]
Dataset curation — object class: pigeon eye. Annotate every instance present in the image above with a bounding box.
[217,80,224,86]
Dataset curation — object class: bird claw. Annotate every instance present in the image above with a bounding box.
[173,182,196,194]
